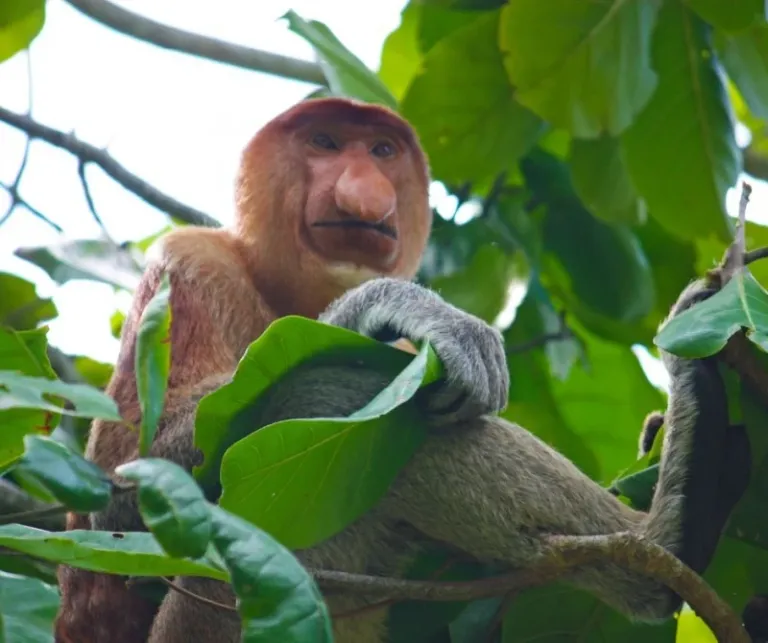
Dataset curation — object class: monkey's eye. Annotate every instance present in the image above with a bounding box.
[371,141,397,158]
[311,133,339,151]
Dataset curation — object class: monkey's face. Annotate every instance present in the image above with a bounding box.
[299,120,427,274]
[234,98,432,311]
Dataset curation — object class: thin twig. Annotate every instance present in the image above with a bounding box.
[63,0,326,85]
[507,312,572,355]
[745,247,768,266]
[77,158,115,242]
[159,577,238,612]
[0,106,220,228]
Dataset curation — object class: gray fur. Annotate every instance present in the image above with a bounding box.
[319,277,509,423]
[136,278,746,642]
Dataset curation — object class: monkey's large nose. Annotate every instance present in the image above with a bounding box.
[334,163,396,222]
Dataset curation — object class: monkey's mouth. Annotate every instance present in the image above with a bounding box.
[312,220,398,240]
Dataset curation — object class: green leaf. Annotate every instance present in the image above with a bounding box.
[194,316,434,490]
[0,272,57,331]
[521,149,656,324]
[0,371,121,421]
[0,328,58,472]
[400,11,546,185]
[72,356,114,390]
[219,342,439,549]
[16,435,112,513]
[135,272,172,456]
[569,136,646,225]
[0,0,45,63]
[0,571,59,643]
[116,458,212,560]
[210,506,333,643]
[655,271,768,358]
[0,524,227,580]
[378,3,423,101]
[430,244,518,323]
[418,0,505,9]
[282,10,397,109]
[501,584,675,642]
[15,240,143,290]
[500,0,661,138]
[717,25,768,120]
[686,0,765,33]
[611,463,659,511]
[622,0,740,243]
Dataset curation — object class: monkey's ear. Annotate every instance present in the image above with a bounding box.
[639,411,665,458]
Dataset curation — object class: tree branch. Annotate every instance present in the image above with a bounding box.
[63,0,326,86]
[0,106,220,228]
[312,533,749,643]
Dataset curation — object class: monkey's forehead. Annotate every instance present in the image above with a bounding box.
[269,97,419,145]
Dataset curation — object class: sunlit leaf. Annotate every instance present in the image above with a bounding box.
[500,0,661,138]
[0,524,227,580]
[622,1,739,243]
[116,458,212,559]
[283,10,397,109]
[401,11,546,185]
[717,25,768,120]
[0,0,45,63]
[135,272,171,456]
[686,0,765,33]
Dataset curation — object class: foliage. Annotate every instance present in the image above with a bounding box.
[6,0,768,641]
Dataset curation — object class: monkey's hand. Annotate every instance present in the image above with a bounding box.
[319,277,509,421]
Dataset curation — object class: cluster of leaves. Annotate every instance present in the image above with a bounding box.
[5,0,768,641]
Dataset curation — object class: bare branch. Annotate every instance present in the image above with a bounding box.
[313,533,749,643]
[159,577,237,612]
[0,106,221,228]
[77,159,115,243]
[63,0,326,86]
[0,480,64,530]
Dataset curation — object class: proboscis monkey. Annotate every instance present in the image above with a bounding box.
[56,99,749,643]
[54,97,508,643]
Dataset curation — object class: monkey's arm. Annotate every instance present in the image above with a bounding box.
[382,277,750,621]
[319,277,509,421]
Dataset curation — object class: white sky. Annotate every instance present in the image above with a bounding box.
[1,0,765,393]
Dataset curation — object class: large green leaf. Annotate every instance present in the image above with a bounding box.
[135,272,171,457]
[15,435,112,513]
[116,458,212,560]
[15,240,143,291]
[500,0,661,138]
[521,150,656,325]
[0,524,227,580]
[210,506,332,643]
[0,272,57,331]
[622,0,740,243]
[0,0,45,63]
[686,0,765,33]
[655,270,768,358]
[219,341,439,549]
[194,316,438,490]
[378,2,423,101]
[568,136,646,226]
[400,11,546,186]
[0,571,59,643]
[282,10,397,109]
[717,25,768,120]
[0,328,57,472]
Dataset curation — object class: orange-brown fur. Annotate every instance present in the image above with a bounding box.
[54,98,432,643]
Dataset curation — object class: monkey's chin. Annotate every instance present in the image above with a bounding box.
[326,262,382,289]
[309,227,399,273]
